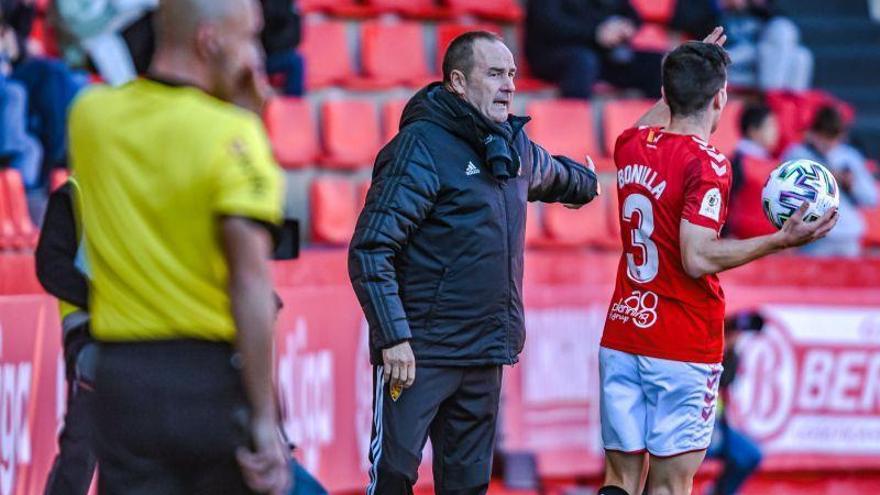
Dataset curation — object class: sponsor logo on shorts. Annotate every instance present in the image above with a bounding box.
[608,289,659,329]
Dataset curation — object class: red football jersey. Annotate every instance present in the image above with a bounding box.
[601,126,733,364]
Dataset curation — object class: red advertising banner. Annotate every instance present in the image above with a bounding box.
[1,251,879,493]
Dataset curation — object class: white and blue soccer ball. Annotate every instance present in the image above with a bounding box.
[761,159,840,229]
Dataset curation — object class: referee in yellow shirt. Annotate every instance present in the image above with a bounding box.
[68,0,289,493]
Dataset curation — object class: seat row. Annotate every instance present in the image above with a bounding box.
[263,96,746,171]
[298,0,677,24]
[308,174,624,248]
[0,169,39,250]
[299,0,523,22]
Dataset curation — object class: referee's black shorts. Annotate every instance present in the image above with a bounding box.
[93,339,257,495]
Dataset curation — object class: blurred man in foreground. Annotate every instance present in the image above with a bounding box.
[68,0,289,493]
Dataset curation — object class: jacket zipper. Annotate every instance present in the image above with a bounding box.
[499,181,512,363]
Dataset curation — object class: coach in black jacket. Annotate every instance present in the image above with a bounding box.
[349,31,599,494]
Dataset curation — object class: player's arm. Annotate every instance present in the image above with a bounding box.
[635,99,671,129]
[679,203,838,278]
[634,27,727,129]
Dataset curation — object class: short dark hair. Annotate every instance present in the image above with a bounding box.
[810,105,844,138]
[739,102,773,135]
[662,42,731,117]
[442,31,503,84]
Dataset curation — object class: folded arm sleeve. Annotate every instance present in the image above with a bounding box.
[348,133,439,350]
[527,140,599,204]
[35,184,90,309]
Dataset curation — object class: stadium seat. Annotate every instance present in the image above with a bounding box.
[319,99,381,170]
[605,176,623,249]
[382,98,409,145]
[602,99,655,156]
[0,175,15,251]
[299,19,355,89]
[298,0,374,16]
[310,177,359,245]
[524,202,547,248]
[365,0,451,18]
[526,99,613,172]
[712,99,744,157]
[630,23,675,53]
[861,183,880,248]
[0,169,37,249]
[435,23,501,73]
[49,168,70,192]
[442,0,523,22]
[630,0,676,24]
[356,21,432,89]
[357,179,372,210]
[542,194,617,249]
[264,97,320,169]
[726,156,777,239]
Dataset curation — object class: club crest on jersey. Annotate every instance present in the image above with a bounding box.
[617,164,667,200]
[608,289,659,329]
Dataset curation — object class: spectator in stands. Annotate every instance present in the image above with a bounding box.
[2,0,84,193]
[51,0,157,85]
[705,310,765,495]
[36,177,97,495]
[524,0,662,99]
[350,31,599,494]
[720,0,813,91]
[261,0,303,96]
[784,105,878,256]
[725,102,779,238]
[0,25,41,189]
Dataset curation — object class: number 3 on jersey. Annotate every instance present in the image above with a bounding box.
[622,193,658,283]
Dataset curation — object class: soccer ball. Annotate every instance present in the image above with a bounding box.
[761,159,840,229]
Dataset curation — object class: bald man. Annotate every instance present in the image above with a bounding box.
[67,0,289,493]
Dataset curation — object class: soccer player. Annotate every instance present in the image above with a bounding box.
[597,27,837,495]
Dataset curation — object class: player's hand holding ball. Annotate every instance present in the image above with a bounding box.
[763,159,840,248]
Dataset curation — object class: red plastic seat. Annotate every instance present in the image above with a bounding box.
[630,23,675,53]
[435,23,501,73]
[861,183,880,248]
[364,0,450,18]
[300,19,355,89]
[382,98,409,145]
[526,99,613,172]
[320,99,381,170]
[602,99,655,156]
[49,168,70,192]
[264,97,319,169]
[726,156,777,239]
[442,0,523,22]
[630,0,676,24]
[0,169,37,249]
[542,194,617,249]
[310,177,359,245]
[356,21,432,88]
[605,176,623,249]
[712,99,744,158]
[298,0,374,16]
[0,174,16,251]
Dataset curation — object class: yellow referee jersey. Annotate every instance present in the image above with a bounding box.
[68,78,283,343]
